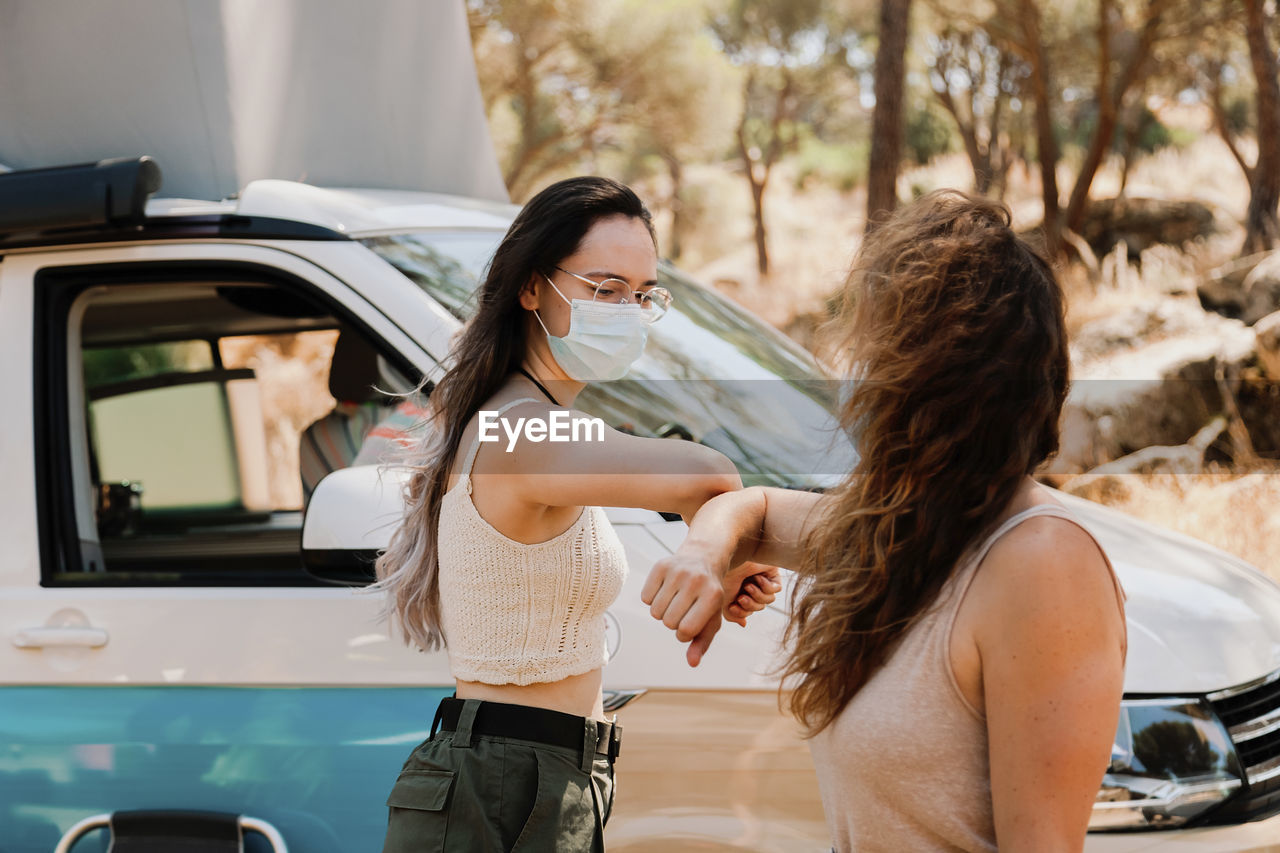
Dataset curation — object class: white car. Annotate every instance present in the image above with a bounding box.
[3,158,1280,852]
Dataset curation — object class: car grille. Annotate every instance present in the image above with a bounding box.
[1205,669,1280,824]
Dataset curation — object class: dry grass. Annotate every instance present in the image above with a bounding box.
[675,132,1279,576]
[220,330,338,510]
[1070,465,1280,580]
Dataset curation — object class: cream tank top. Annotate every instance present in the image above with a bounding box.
[808,504,1127,852]
[436,397,629,686]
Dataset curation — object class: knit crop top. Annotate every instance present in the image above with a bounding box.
[436,398,630,685]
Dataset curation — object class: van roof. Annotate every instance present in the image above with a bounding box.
[227,180,520,237]
[1,169,519,253]
[145,182,519,236]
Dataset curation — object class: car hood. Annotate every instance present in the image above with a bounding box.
[1049,493,1280,694]
[684,491,1280,697]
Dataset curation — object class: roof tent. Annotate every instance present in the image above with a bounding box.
[0,0,509,202]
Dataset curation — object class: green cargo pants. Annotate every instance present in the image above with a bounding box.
[382,701,616,853]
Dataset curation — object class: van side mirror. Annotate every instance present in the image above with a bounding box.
[301,465,410,584]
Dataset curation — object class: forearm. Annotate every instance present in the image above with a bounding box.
[677,486,769,575]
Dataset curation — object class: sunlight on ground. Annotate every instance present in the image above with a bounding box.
[1075,466,1280,581]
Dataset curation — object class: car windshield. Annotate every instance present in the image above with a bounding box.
[364,231,855,489]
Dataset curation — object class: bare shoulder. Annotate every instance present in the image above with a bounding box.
[467,396,554,476]
[977,512,1113,604]
[969,509,1125,654]
[444,389,548,483]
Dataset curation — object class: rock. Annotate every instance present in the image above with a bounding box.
[1047,298,1257,474]
[1079,197,1216,260]
[1259,311,1280,380]
[1243,253,1280,324]
[1198,253,1266,319]
[1059,417,1227,502]
[1070,299,1222,362]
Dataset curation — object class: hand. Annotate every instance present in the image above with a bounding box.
[723,563,784,627]
[642,549,727,667]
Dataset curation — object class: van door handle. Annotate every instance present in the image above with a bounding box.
[12,626,109,649]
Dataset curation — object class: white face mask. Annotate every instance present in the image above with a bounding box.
[533,275,649,382]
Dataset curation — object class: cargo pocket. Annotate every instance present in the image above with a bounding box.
[512,750,598,853]
[382,769,454,853]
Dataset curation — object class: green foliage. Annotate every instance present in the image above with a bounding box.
[471,0,741,199]
[905,104,954,165]
[1167,126,1199,149]
[82,341,213,388]
[710,0,829,59]
[793,134,869,190]
[1224,94,1252,135]
[1133,112,1174,154]
[1067,104,1181,157]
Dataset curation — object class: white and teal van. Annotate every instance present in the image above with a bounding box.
[2,157,1280,852]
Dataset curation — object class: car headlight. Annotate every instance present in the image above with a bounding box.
[1090,698,1243,831]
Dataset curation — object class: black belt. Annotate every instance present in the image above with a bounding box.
[432,696,623,761]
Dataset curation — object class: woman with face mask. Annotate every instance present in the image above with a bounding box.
[374,176,781,853]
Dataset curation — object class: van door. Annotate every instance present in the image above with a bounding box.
[0,242,452,853]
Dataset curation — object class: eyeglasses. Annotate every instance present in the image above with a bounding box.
[555,266,672,323]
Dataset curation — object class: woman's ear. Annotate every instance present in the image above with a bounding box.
[519,274,542,311]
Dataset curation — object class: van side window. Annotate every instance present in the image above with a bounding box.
[38,272,417,586]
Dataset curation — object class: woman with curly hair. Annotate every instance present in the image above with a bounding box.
[647,190,1127,852]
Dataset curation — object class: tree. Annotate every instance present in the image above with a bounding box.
[605,3,740,261]
[1242,0,1280,254]
[469,0,595,198]
[1060,0,1170,240]
[1013,0,1064,253]
[712,0,831,275]
[1179,0,1280,254]
[1198,51,1255,188]
[469,0,734,202]
[970,0,1170,257]
[926,25,1026,196]
[866,0,912,230]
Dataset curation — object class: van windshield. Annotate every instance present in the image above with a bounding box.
[364,232,855,489]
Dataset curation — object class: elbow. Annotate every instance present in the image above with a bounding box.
[676,448,742,513]
[696,445,743,494]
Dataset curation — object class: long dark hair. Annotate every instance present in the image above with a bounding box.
[784,190,1069,734]
[374,176,656,650]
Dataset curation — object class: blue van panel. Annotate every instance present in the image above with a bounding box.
[0,685,451,853]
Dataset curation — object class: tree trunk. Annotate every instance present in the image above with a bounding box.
[1118,114,1139,197]
[866,0,912,233]
[986,54,1010,197]
[664,153,685,262]
[1244,0,1280,254]
[736,99,771,275]
[934,87,992,194]
[1207,64,1255,184]
[503,47,543,197]
[1063,0,1165,237]
[1020,0,1061,256]
[1063,0,1115,235]
[750,176,769,275]
[973,150,994,195]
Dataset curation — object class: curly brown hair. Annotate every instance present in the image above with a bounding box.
[784,190,1069,735]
